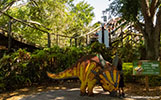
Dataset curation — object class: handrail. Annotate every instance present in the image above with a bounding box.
[75,25,101,38]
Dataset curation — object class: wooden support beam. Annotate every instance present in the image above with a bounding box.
[47,33,51,48]
[8,18,12,51]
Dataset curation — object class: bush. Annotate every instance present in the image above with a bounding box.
[1,42,159,92]
[0,49,31,90]
[123,63,133,83]
[0,45,91,91]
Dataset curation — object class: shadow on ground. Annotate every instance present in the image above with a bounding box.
[0,82,160,100]
[21,87,122,100]
[0,81,80,100]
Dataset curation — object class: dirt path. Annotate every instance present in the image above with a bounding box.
[0,82,161,100]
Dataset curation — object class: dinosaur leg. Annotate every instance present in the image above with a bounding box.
[87,80,96,96]
[80,82,87,96]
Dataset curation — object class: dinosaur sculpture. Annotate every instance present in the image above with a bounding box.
[47,55,120,96]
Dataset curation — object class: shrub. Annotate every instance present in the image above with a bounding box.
[0,46,89,91]
[1,42,159,91]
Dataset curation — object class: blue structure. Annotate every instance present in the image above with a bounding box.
[97,29,109,48]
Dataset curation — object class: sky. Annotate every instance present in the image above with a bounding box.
[74,0,111,24]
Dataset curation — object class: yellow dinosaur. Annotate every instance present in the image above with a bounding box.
[47,55,120,96]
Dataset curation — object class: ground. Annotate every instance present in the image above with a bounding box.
[0,81,161,100]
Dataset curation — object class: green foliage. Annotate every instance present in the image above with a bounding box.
[0,0,95,47]
[65,1,95,37]
[111,32,145,62]
[0,49,31,90]
[107,0,141,22]
[149,75,161,86]
[122,63,133,82]
[107,0,161,60]
[90,42,112,61]
[0,46,83,90]
[0,42,114,91]
[0,42,160,91]
[119,0,141,21]
[71,1,94,26]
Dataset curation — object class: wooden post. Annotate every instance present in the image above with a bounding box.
[8,18,12,51]
[56,34,58,45]
[121,27,123,47]
[109,31,112,47]
[47,32,51,48]
[145,76,149,92]
[102,24,104,43]
[70,38,72,46]
[75,38,77,47]
[79,38,81,47]
[86,35,90,45]
[86,35,88,45]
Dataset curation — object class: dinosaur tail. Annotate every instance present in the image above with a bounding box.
[47,67,77,79]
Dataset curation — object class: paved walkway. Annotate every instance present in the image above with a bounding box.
[20,87,160,100]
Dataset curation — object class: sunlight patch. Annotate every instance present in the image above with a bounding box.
[19,88,29,92]
[55,96,64,100]
[67,88,80,91]
[130,96,160,99]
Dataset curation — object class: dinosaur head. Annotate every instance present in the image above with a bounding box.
[94,69,120,92]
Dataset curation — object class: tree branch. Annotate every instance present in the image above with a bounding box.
[0,0,19,16]
[155,7,161,33]
[30,0,39,7]
[0,0,51,31]
[141,0,155,38]
[25,20,51,30]
[29,0,42,13]
[134,19,145,33]
[133,17,149,40]
[150,0,160,20]
[0,11,51,33]
[141,0,151,22]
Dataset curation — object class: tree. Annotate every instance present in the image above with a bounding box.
[0,0,95,47]
[107,0,161,60]
[67,1,95,36]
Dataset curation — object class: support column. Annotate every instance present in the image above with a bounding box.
[102,24,104,44]
[8,18,12,51]
[47,32,51,48]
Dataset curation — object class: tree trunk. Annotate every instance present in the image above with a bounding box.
[139,0,161,60]
[144,30,160,60]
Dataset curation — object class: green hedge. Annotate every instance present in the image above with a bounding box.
[0,42,111,91]
[0,46,86,91]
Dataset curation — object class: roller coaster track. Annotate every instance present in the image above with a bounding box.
[0,30,39,52]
